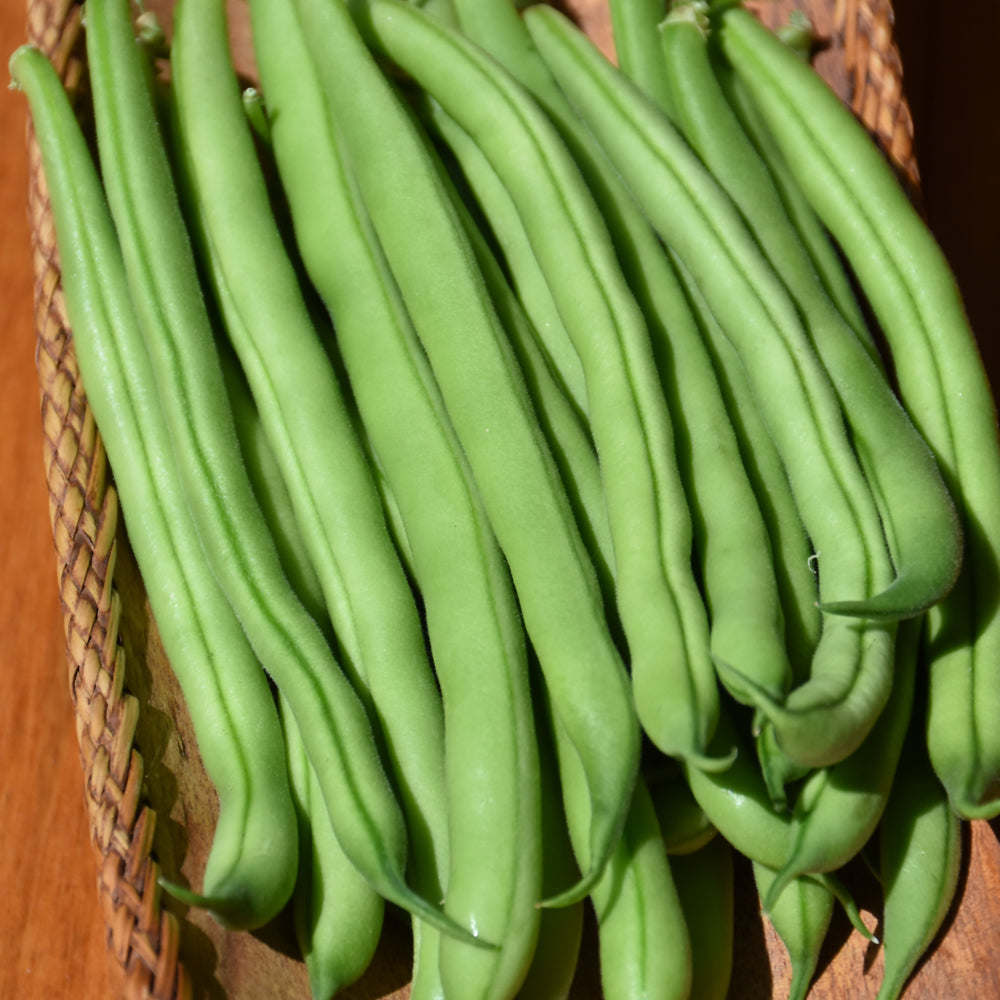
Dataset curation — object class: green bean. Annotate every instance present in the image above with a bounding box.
[171,0,459,934]
[423,100,590,424]
[217,344,329,632]
[681,707,797,868]
[708,46,875,355]
[297,0,639,906]
[756,718,810,814]
[588,782,692,1000]
[716,620,897,771]
[640,208,812,724]
[680,706,872,941]
[223,357,389,994]
[83,0,473,943]
[8,43,298,931]
[174,0,360,694]
[450,0,794,725]
[672,837,735,1000]
[523,4,896,768]
[240,86,272,147]
[649,767,718,856]
[713,4,1000,817]
[753,862,835,1000]
[433,143,618,620]
[676,266,820,679]
[222,352,391,995]
[515,658,586,1000]
[875,725,963,1000]
[278,695,384,999]
[453,1,800,720]
[557,723,693,1000]
[447,0,792,712]
[252,2,544,993]
[761,616,919,913]
[359,0,729,775]
[607,0,674,114]
[661,4,961,622]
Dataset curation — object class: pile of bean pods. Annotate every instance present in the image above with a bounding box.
[13,0,1000,996]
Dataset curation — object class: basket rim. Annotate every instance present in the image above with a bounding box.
[22,1,918,998]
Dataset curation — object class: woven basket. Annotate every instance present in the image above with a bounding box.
[22,1,961,997]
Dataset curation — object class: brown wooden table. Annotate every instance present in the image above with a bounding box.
[1,2,998,998]
[0,1,113,995]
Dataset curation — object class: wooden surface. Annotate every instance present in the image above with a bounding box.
[0,1,114,995]
[2,1,1000,998]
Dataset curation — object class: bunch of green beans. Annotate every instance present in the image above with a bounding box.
[12,0,996,996]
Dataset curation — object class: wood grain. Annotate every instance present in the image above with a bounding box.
[3,1,999,998]
[0,2,114,996]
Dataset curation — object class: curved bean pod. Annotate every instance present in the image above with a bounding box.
[9,44,298,931]
[672,837,735,1000]
[713,618,897,770]
[676,268,820,678]
[171,0,455,933]
[219,343,394,990]
[681,707,797,869]
[515,660,586,1000]
[224,361,389,996]
[708,44,876,355]
[217,346,329,632]
[714,4,1000,817]
[753,862,835,1000]
[83,0,471,943]
[279,695,384,999]
[359,0,725,773]
[679,707,872,941]
[448,0,796,707]
[649,767,718,856]
[446,0,795,725]
[660,5,961,623]
[436,154,619,622]
[221,355,389,995]
[606,0,674,114]
[523,4,896,767]
[756,718,810,813]
[427,102,590,421]
[557,721,693,1000]
[298,0,639,905]
[253,1,543,992]
[875,731,963,1000]
[761,616,919,913]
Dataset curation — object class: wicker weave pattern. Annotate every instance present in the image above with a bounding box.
[837,0,919,194]
[25,0,188,997]
[22,1,915,997]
